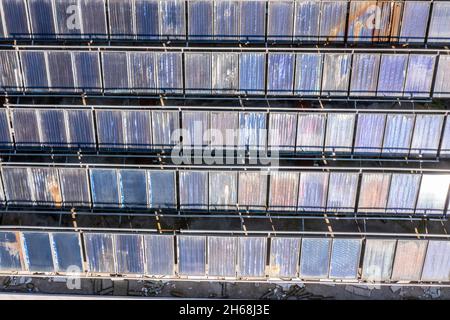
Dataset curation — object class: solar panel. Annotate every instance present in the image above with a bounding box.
[118,169,148,208]
[28,0,56,38]
[374,1,403,42]
[269,237,301,278]
[20,51,48,91]
[50,232,83,273]
[382,114,414,155]
[0,109,12,147]
[0,51,21,91]
[421,240,450,282]
[185,53,212,94]
[440,118,450,156]
[416,174,450,215]
[296,113,325,152]
[209,171,237,210]
[238,112,267,151]
[182,111,210,147]
[108,0,134,39]
[96,110,125,149]
[299,238,331,279]
[157,52,183,94]
[135,0,160,40]
[59,168,91,207]
[294,0,320,42]
[350,54,380,96]
[404,55,436,98]
[53,0,82,39]
[362,239,396,281]
[326,172,358,212]
[72,51,102,92]
[319,1,347,42]
[151,110,180,148]
[268,113,297,151]
[239,53,265,95]
[102,52,129,92]
[210,111,238,148]
[21,232,54,272]
[84,233,115,273]
[159,0,185,40]
[267,53,295,95]
[178,235,206,276]
[212,53,238,93]
[148,170,177,208]
[269,171,299,211]
[188,0,213,41]
[78,0,107,39]
[239,0,265,41]
[66,109,95,148]
[207,236,237,277]
[29,167,62,206]
[399,1,429,44]
[237,237,266,278]
[238,171,267,211]
[377,54,408,97]
[354,113,386,154]
[434,56,450,98]
[38,109,68,147]
[385,174,420,214]
[2,167,32,205]
[0,231,22,271]
[428,1,450,44]
[294,53,322,95]
[347,1,376,42]
[128,52,157,93]
[410,114,444,156]
[89,169,120,207]
[329,239,361,279]
[214,1,239,41]
[1,0,30,38]
[144,234,175,276]
[324,113,355,153]
[122,110,152,149]
[358,173,391,213]
[179,171,208,210]
[322,54,351,96]
[297,171,328,212]
[268,1,294,41]
[391,240,428,281]
[114,234,145,274]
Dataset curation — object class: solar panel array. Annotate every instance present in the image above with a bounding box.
[2,49,450,98]
[0,1,449,44]
[1,231,449,282]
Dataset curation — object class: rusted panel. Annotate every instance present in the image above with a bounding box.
[0,231,23,271]
[319,1,347,42]
[269,171,300,211]
[358,173,391,213]
[391,240,428,281]
[347,1,377,42]
[373,1,403,42]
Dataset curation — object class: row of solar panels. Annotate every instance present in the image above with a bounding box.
[1,50,449,98]
[1,166,449,215]
[0,0,449,44]
[1,108,449,157]
[1,231,449,282]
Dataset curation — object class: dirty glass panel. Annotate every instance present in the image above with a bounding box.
[47,51,75,91]
[96,110,125,149]
[386,173,420,214]
[416,174,450,215]
[209,112,238,149]
[410,114,444,157]
[157,52,183,94]
[324,113,355,153]
[185,53,212,94]
[373,1,403,42]
[72,51,101,92]
[84,233,115,273]
[66,109,95,149]
[319,1,347,42]
[329,239,361,279]
[114,234,144,274]
[209,171,237,210]
[144,234,174,276]
[391,240,428,281]
[29,167,62,206]
[238,112,267,151]
[350,54,380,96]
[89,169,119,207]
[399,1,430,44]
[322,54,351,96]
[123,110,152,149]
[128,52,157,94]
[267,53,294,95]
[268,1,294,41]
[214,1,238,41]
[59,168,90,206]
[354,113,386,154]
[151,111,179,148]
[0,110,11,147]
[182,111,209,148]
[433,56,450,98]
[269,171,300,211]
[269,237,301,278]
[299,238,331,279]
[297,172,328,212]
[296,113,325,152]
[268,113,297,151]
[0,231,22,271]
[377,54,408,97]
[2,167,32,205]
[38,109,67,147]
[208,236,237,277]
[20,51,48,91]
[79,0,107,39]
[428,1,450,44]
[347,1,376,42]
[178,235,206,276]
[118,169,148,208]
[108,0,133,39]
[148,170,176,208]
[135,0,159,40]
[11,109,40,147]
[238,171,267,211]
[159,0,185,40]
[21,232,54,272]
[2,0,30,38]
[404,55,436,98]
[362,239,396,281]
[28,0,56,38]
[212,53,238,94]
[382,114,414,155]
[239,0,265,41]
[358,173,391,213]
[102,52,129,93]
[421,240,450,282]
[239,53,265,95]
[51,232,83,272]
[179,171,208,210]
[326,172,358,212]
[188,0,213,40]
[294,0,320,42]
[294,53,322,95]
[237,237,266,278]
[0,51,21,91]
